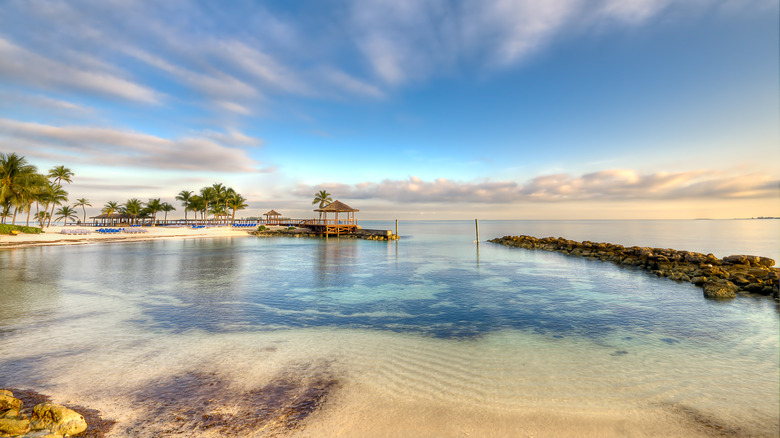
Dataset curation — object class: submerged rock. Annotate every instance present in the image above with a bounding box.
[29,403,87,437]
[0,417,31,436]
[0,393,22,412]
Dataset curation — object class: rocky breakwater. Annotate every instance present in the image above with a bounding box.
[0,390,87,437]
[488,235,779,301]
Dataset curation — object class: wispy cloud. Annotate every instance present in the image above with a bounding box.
[2,0,756,108]
[0,119,267,173]
[0,37,160,104]
[344,0,713,83]
[294,170,779,203]
[0,91,93,114]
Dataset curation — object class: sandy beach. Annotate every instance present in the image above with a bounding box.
[0,225,257,250]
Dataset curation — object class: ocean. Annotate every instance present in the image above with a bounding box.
[1,219,778,437]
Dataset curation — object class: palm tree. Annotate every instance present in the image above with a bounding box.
[122,198,144,224]
[1,152,38,224]
[43,184,69,227]
[35,211,50,229]
[227,192,248,223]
[0,201,11,225]
[46,165,74,226]
[1,152,36,201]
[312,189,333,221]
[55,205,78,226]
[200,187,216,223]
[211,183,228,224]
[223,187,236,224]
[74,198,91,225]
[102,201,120,225]
[189,195,206,225]
[175,190,193,223]
[47,165,74,187]
[146,198,163,225]
[17,172,47,227]
[161,202,176,222]
[209,203,227,222]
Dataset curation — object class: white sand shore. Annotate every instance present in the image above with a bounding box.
[0,225,259,249]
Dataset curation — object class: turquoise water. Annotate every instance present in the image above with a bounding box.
[1,220,778,436]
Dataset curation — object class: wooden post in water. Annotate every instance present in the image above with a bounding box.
[395,219,398,237]
[475,219,480,243]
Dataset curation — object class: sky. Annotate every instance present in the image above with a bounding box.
[0,0,778,220]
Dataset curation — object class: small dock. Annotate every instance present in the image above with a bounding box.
[256,199,395,238]
[274,219,359,236]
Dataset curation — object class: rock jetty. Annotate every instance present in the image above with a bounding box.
[488,235,779,300]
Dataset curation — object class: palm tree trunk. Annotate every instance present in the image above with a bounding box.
[25,206,31,227]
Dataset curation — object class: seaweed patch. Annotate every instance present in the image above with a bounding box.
[123,364,339,436]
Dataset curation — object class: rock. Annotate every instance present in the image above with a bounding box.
[0,417,31,436]
[30,403,87,437]
[0,409,21,420]
[723,255,763,265]
[758,257,776,267]
[0,391,12,398]
[702,281,738,299]
[0,393,22,413]
[23,432,64,438]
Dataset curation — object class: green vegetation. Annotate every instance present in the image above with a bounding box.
[3,152,251,227]
[0,223,43,235]
[258,225,267,231]
[312,189,332,221]
[1,152,74,228]
[74,198,91,224]
[55,205,78,226]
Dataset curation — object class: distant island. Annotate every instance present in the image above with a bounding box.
[694,217,779,220]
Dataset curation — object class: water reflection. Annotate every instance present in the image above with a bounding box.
[0,247,64,327]
[314,239,359,288]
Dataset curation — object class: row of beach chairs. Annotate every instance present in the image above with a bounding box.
[231,223,258,228]
[95,228,149,234]
[61,229,91,235]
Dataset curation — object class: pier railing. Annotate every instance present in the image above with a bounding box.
[80,218,358,227]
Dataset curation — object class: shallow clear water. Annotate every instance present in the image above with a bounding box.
[1,220,778,437]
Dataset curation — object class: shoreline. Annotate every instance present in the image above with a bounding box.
[0,225,256,250]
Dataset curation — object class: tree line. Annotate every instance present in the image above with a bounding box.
[1,152,248,227]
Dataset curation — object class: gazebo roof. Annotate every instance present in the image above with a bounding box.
[264,210,281,216]
[315,200,359,213]
[89,213,133,219]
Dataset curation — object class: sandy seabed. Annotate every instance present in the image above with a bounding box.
[2,225,777,437]
[0,225,256,249]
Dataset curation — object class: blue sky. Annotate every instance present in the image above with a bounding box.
[1,0,777,220]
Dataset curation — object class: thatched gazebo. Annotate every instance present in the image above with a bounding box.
[315,200,359,231]
[263,210,282,225]
[89,213,133,226]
